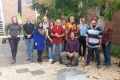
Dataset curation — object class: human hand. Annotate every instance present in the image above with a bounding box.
[35,43,37,46]
[98,45,101,50]
[27,35,31,38]
[8,35,11,38]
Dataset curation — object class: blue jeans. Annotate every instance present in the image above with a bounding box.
[52,43,62,62]
[48,47,53,59]
[25,38,34,59]
[86,47,100,65]
[102,43,111,66]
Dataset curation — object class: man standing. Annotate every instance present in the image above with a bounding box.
[43,16,49,58]
[65,16,75,40]
[61,19,67,51]
[23,16,34,62]
[84,20,102,69]
[91,16,102,61]
[51,19,64,64]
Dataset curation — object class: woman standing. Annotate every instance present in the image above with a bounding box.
[46,20,54,62]
[6,16,21,64]
[34,22,45,64]
[102,20,113,68]
[68,22,80,39]
[78,18,89,60]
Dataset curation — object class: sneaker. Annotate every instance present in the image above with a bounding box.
[82,57,85,61]
[49,59,53,62]
[97,65,100,69]
[59,61,62,64]
[30,59,34,62]
[65,62,70,67]
[51,61,56,64]
[106,66,111,69]
[26,58,30,61]
[78,57,82,60]
[84,63,89,66]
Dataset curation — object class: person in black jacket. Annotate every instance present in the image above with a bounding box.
[23,16,35,62]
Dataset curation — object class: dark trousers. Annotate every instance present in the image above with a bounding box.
[37,50,43,62]
[8,37,20,59]
[63,39,67,51]
[79,36,86,57]
[86,47,100,65]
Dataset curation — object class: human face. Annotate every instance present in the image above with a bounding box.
[62,20,66,25]
[104,22,109,28]
[70,16,74,22]
[12,17,17,24]
[43,16,48,23]
[81,18,86,24]
[72,24,76,29]
[26,16,31,22]
[92,21,96,28]
[56,19,61,26]
[50,22,54,26]
[70,32,75,39]
[93,17,98,22]
[39,23,43,27]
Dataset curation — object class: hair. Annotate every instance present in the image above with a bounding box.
[49,20,54,27]
[72,22,79,32]
[37,22,43,28]
[12,16,18,24]
[56,19,61,25]
[105,20,111,27]
[93,16,99,19]
[69,31,75,37]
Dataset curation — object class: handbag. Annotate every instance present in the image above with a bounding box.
[2,38,7,44]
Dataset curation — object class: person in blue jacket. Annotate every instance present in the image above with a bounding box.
[34,22,46,64]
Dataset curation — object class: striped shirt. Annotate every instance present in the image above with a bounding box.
[86,26,102,48]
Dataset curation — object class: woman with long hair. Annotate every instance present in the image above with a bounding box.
[46,20,54,62]
[34,22,46,64]
[6,16,21,64]
[102,20,113,68]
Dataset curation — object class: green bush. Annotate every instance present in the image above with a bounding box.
[110,44,120,58]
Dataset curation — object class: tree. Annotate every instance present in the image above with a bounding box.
[31,0,120,22]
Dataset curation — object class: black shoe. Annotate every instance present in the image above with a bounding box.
[51,61,55,64]
[118,61,120,67]
[59,61,62,64]
[65,62,70,67]
[84,63,89,66]
[97,65,100,69]
[91,58,94,61]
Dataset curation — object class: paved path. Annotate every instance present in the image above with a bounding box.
[0,37,120,80]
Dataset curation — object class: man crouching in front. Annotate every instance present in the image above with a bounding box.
[60,31,79,67]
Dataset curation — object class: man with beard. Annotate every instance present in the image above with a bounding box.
[65,16,75,40]
[84,20,102,69]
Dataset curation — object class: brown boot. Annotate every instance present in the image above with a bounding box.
[11,59,16,64]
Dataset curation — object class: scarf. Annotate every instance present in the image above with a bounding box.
[37,27,45,36]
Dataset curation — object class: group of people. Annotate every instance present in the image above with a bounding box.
[6,15,113,69]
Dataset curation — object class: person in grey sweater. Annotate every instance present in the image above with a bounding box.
[6,16,21,64]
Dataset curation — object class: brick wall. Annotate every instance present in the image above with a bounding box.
[2,0,36,24]
[2,0,18,24]
[111,11,120,45]
[21,0,36,23]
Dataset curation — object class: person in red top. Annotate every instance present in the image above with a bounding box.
[51,19,65,64]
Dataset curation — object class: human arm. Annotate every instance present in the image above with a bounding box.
[34,29,37,46]
[6,24,11,38]
[46,29,52,42]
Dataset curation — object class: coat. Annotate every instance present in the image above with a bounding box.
[33,29,45,50]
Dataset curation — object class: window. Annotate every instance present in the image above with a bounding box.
[26,0,32,5]
[97,5,105,17]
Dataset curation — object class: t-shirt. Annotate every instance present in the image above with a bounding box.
[78,24,89,36]
[86,26,102,48]
[51,26,64,43]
